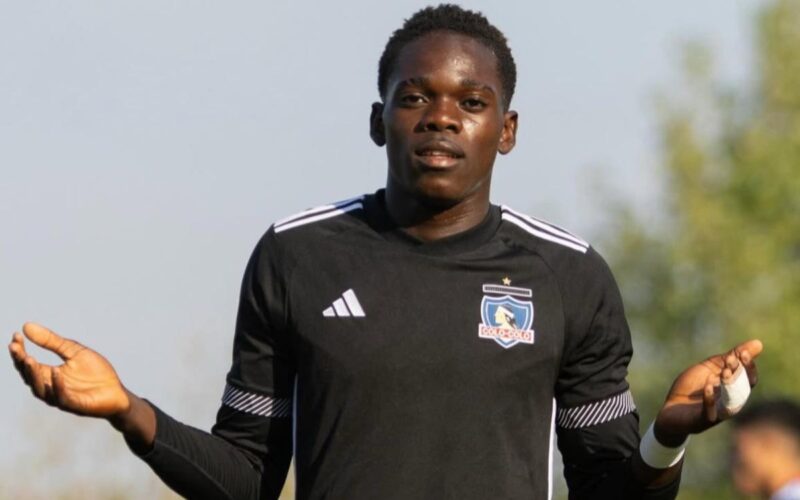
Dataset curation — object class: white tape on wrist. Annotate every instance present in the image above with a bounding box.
[639,422,688,469]
[719,364,751,415]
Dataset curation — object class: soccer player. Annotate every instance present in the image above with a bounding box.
[8,5,763,499]
[731,399,800,499]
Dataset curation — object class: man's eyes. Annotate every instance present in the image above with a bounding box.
[399,94,426,105]
[396,94,488,110]
[461,98,487,110]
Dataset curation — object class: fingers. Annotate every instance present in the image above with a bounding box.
[23,355,55,401]
[703,374,719,423]
[9,330,58,405]
[734,340,761,388]
[741,349,759,387]
[721,352,740,384]
[705,339,763,385]
[706,339,763,363]
[10,329,47,387]
[22,322,83,361]
[734,339,763,360]
[24,356,45,397]
[51,366,68,408]
[9,332,33,385]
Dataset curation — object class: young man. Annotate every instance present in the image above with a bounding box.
[8,5,762,499]
[731,400,800,499]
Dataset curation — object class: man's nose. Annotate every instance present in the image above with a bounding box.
[418,98,461,133]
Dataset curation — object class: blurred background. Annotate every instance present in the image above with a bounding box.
[2,0,797,498]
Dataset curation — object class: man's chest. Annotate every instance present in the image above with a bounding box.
[286,247,565,394]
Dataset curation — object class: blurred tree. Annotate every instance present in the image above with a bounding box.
[603,0,800,497]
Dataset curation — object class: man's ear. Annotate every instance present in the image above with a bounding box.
[370,102,386,147]
[498,110,518,155]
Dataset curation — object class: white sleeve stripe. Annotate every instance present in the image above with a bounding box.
[274,195,365,227]
[221,384,292,418]
[248,398,274,414]
[274,201,363,233]
[574,399,602,428]
[556,390,636,429]
[502,213,589,253]
[501,206,589,247]
[598,393,621,424]
[223,387,252,406]
[233,393,259,409]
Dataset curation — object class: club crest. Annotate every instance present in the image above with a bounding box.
[478,282,535,349]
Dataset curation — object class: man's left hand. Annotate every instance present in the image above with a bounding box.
[653,339,763,447]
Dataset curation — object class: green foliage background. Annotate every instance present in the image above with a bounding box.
[602,0,800,497]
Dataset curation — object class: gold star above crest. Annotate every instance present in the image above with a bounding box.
[502,277,512,286]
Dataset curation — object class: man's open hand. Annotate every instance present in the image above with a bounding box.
[8,322,130,418]
[653,339,763,446]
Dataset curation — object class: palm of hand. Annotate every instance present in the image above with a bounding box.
[52,346,128,416]
[9,323,129,418]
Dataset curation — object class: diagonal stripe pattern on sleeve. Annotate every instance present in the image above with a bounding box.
[556,390,636,429]
[221,384,292,418]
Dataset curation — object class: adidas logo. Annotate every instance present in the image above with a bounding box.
[323,289,365,318]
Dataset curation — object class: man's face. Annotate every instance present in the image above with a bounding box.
[730,426,800,497]
[732,427,770,495]
[371,31,517,206]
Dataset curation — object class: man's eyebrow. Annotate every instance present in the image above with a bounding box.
[395,76,430,89]
[460,79,496,94]
[393,76,496,95]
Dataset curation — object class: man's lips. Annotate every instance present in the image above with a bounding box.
[414,140,465,158]
[413,140,465,168]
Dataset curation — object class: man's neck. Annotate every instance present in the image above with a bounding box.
[383,184,491,242]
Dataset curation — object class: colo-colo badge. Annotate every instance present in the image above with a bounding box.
[478,279,535,349]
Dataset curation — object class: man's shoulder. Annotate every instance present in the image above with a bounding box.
[497,205,590,257]
[267,194,369,243]
[247,194,371,271]
[495,204,614,285]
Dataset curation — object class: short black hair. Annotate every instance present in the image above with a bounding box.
[378,4,517,110]
[733,398,800,448]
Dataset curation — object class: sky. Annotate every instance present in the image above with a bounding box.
[0,0,764,497]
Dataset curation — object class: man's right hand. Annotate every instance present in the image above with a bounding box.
[8,322,157,453]
[8,322,130,418]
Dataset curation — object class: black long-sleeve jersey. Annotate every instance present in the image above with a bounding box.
[134,190,680,499]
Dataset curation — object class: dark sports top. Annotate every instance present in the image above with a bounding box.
[134,190,680,499]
